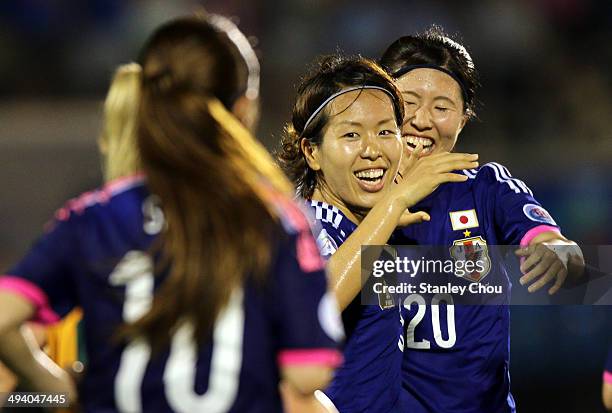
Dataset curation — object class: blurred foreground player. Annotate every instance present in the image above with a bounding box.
[380,26,585,412]
[0,14,341,413]
[604,347,612,410]
[277,55,477,412]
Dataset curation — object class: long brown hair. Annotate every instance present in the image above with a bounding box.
[128,15,292,349]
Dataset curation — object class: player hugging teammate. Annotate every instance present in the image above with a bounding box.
[0,9,588,413]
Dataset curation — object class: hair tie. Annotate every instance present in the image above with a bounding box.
[300,85,396,138]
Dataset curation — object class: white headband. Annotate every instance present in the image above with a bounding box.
[208,14,260,100]
[300,85,396,137]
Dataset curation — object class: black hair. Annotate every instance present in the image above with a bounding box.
[380,25,479,119]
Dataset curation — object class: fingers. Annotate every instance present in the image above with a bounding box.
[517,244,569,294]
[399,211,431,226]
[401,144,423,175]
[548,266,568,295]
[393,170,403,184]
[416,152,478,175]
[525,260,563,293]
[516,244,542,273]
[429,152,479,163]
[441,159,479,172]
[514,245,532,257]
[431,155,478,174]
[436,173,469,184]
[519,246,556,285]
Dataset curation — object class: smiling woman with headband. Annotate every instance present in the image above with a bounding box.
[277,54,478,412]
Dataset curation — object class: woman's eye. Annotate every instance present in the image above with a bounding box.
[435,106,449,112]
[379,129,395,136]
[342,132,358,138]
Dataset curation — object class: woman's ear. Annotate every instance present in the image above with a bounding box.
[300,138,321,171]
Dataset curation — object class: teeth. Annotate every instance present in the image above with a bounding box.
[355,168,384,179]
[407,136,434,147]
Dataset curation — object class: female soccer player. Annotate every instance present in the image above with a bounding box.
[0,63,142,406]
[0,15,341,413]
[277,54,478,412]
[380,26,585,413]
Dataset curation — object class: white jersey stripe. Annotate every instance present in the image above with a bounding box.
[485,163,521,194]
[493,162,533,196]
[462,169,476,179]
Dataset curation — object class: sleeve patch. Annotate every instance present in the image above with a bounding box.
[523,204,557,225]
[316,229,338,257]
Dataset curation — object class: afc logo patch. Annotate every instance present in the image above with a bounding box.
[523,203,557,226]
[449,235,492,282]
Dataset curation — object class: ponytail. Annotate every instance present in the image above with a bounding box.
[111,16,296,350]
[99,63,142,182]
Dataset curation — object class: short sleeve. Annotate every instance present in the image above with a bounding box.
[269,204,343,368]
[0,214,79,324]
[476,162,561,246]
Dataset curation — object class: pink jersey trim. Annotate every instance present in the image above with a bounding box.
[605,371,612,384]
[277,349,343,367]
[297,231,326,273]
[520,225,560,248]
[53,172,146,222]
[0,276,60,325]
[102,172,146,197]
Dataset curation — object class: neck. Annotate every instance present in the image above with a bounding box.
[310,186,368,225]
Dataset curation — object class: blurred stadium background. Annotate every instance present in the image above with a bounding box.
[0,1,610,411]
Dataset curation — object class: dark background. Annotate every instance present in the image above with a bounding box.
[0,1,610,411]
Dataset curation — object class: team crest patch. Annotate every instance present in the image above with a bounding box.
[523,204,557,225]
[449,236,492,282]
[449,209,479,231]
[377,280,396,310]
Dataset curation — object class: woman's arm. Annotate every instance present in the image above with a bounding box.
[0,291,76,403]
[328,147,479,309]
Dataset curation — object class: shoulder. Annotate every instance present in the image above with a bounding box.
[462,162,533,196]
[262,192,325,273]
[49,173,146,228]
[303,199,356,256]
[304,200,346,230]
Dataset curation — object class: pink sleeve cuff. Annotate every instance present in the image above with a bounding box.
[277,348,343,367]
[0,276,60,325]
[604,371,612,384]
[520,225,560,248]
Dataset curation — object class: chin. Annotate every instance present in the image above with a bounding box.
[352,193,385,211]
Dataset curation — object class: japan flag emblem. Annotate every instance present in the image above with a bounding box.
[449,209,479,231]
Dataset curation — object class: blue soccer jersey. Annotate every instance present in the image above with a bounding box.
[0,175,342,413]
[397,162,561,413]
[304,200,404,413]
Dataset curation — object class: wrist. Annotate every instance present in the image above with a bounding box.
[386,194,409,217]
